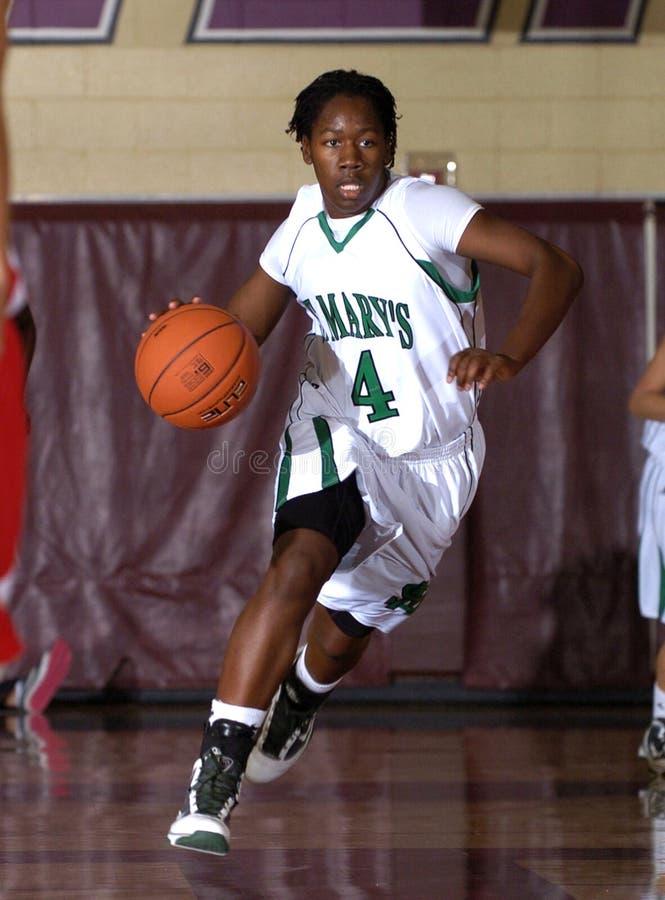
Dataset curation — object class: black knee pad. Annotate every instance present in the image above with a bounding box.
[326,607,375,638]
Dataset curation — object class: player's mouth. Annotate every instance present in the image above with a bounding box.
[338,180,363,199]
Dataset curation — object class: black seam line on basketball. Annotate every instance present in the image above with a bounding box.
[137,306,228,374]
[163,331,246,419]
[146,321,236,404]
[146,322,236,406]
[163,330,247,417]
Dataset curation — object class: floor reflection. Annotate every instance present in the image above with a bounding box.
[1,711,71,793]
[0,702,660,898]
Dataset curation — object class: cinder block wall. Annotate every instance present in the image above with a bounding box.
[6,0,665,199]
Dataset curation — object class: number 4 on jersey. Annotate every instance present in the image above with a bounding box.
[352,350,399,423]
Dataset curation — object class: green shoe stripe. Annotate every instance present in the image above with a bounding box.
[172,831,229,856]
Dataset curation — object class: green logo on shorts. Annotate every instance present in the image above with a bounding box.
[385,581,429,616]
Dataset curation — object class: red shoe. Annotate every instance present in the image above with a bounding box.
[16,639,71,713]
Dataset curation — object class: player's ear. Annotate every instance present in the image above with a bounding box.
[301,136,313,165]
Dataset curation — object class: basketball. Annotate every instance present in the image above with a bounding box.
[134,303,261,429]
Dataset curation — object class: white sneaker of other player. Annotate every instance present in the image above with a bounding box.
[639,719,665,775]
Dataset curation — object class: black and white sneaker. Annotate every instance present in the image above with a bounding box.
[167,718,256,856]
[245,657,332,784]
[639,719,665,775]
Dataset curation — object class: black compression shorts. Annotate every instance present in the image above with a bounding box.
[273,473,374,636]
[273,472,366,561]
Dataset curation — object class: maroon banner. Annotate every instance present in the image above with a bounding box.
[523,0,646,42]
[188,0,498,42]
[9,0,122,43]
[4,199,653,694]
[465,201,650,690]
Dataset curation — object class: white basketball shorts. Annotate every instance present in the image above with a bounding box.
[638,452,665,622]
[282,422,485,634]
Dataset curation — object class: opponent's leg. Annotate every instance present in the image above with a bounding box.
[5,639,72,713]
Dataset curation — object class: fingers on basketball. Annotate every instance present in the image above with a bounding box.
[134,303,260,429]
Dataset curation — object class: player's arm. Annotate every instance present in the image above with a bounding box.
[629,337,665,422]
[226,266,292,347]
[147,269,291,345]
[448,209,583,391]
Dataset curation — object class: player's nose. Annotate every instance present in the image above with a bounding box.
[340,142,362,169]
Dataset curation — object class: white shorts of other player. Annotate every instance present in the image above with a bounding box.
[638,453,665,622]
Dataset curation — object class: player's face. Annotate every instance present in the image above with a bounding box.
[301,94,392,219]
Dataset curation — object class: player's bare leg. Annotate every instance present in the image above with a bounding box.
[246,597,372,783]
[215,527,340,706]
[168,527,344,855]
[304,601,373,682]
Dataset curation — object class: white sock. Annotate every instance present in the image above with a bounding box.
[296,645,342,693]
[209,699,266,729]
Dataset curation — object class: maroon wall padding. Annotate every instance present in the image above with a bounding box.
[6,202,393,691]
[465,201,650,690]
[5,200,652,692]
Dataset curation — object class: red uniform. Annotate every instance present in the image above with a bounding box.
[0,255,28,666]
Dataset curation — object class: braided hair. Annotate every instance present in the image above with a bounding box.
[286,69,399,167]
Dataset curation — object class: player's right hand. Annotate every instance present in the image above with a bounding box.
[447,348,523,392]
[142,296,202,335]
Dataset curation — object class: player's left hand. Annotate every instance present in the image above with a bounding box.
[447,348,522,392]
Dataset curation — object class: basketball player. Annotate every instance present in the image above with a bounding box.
[629,336,665,773]
[0,2,16,670]
[0,5,71,709]
[0,249,72,712]
[166,69,583,856]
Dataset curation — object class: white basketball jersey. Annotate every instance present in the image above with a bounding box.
[261,175,484,500]
[642,419,665,463]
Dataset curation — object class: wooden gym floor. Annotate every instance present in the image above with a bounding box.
[0,698,661,899]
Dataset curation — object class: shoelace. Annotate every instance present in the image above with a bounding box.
[194,752,238,818]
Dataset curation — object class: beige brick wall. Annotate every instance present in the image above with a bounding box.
[5,0,665,199]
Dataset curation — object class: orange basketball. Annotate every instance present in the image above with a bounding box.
[134,303,260,429]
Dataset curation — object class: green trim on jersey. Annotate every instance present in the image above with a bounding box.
[275,426,293,509]
[317,209,376,254]
[417,258,480,305]
[313,416,340,488]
